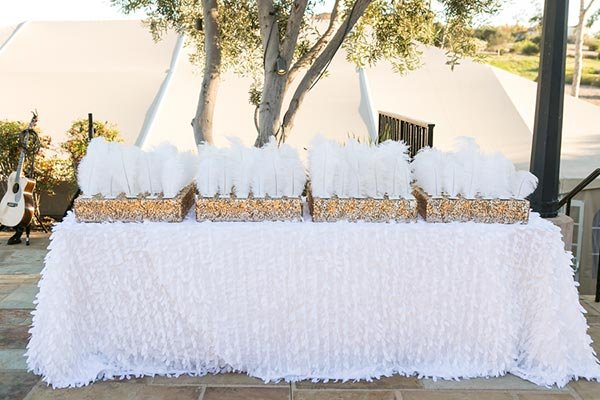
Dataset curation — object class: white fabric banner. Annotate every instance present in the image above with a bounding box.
[27,213,600,388]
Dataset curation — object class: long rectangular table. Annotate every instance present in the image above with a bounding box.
[27,212,600,388]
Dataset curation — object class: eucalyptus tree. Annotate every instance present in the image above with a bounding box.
[112,0,261,145]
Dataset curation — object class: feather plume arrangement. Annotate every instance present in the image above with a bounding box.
[196,144,224,197]
[308,135,341,198]
[441,153,464,198]
[412,147,444,197]
[196,138,305,199]
[309,137,412,199]
[78,140,195,199]
[77,137,109,197]
[511,170,538,199]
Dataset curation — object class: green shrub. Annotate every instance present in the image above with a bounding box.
[588,42,599,52]
[61,118,122,172]
[512,40,540,55]
[521,42,540,55]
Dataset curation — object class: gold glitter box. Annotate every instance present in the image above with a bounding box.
[412,186,530,224]
[74,184,195,223]
[195,196,303,222]
[308,193,418,222]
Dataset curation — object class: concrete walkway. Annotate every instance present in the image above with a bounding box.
[0,231,599,400]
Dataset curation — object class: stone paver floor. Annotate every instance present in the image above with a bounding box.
[0,230,599,400]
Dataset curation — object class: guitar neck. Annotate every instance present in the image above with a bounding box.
[15,128,31,181]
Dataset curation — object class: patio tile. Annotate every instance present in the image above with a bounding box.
[294,390,396,400]
[0,284,38,309]
[131,385,201,399]
[203,387,290,400]
[515,393,575,399]
[0,309,32,349]
[0,370,39,400]
[0,283,19,302]
[569,379,600,400]
[0,349,27,370]
[151,372,284,386]
[0,275,39,285]
[588,326,600,354]
[400,391,513,400]
[582,301,600,316]
[421,374,564,391]
[0,247,46,274]
[26,380,146,400]
[296,375,421,390]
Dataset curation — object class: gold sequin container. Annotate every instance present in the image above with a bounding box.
[308,193,418,223]
[413,186,530,224]
[74,184,195,223]
[195,195,303,222]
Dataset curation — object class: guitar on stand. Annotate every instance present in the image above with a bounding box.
[0,112,38,245]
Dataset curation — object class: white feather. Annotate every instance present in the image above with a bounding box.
[251,139,278,198]
[309,135,340,198]
[121,145,140,198]
[136,151,155,195]
[511,170,538,199]
[196,145,222,197]
[161,154,188,198]
[412,147,444,197]
[250,149,269,198]
[77,137,109,197]
[442,153,464,198]
[376,140,411,198]
[341,140,362,198]
[278,144,306,197]
[103,142,128,198]
[476,152,513,198]
[454,137,481,198]
[230,140,256,198]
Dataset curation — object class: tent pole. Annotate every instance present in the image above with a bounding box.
[530,0,569,218]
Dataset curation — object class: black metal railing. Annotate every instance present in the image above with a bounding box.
[378,111,434,157]
[557,168,600,216]
[556,168,600,302]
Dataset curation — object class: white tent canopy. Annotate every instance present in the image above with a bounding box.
[1,20,599,180]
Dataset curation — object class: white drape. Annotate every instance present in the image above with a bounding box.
[27,212,600,388]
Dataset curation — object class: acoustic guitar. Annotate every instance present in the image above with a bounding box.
[0,112,38,228]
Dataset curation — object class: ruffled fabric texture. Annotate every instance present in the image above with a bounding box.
[27,212,600,388]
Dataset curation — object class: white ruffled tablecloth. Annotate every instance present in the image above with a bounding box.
[27,212,600,388]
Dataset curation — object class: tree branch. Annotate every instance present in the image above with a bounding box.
[258,0,279,70]
[585,0,596,14]
[287,0,342,84]
[281,0,374,136]
[281,0,309,63]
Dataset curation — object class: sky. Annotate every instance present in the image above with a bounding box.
[0,0,597,30]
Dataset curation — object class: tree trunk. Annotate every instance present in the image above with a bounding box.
[281,0,373,137]
[571,0,587,98]
[255,0,308,147]
[192,0,222,145]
